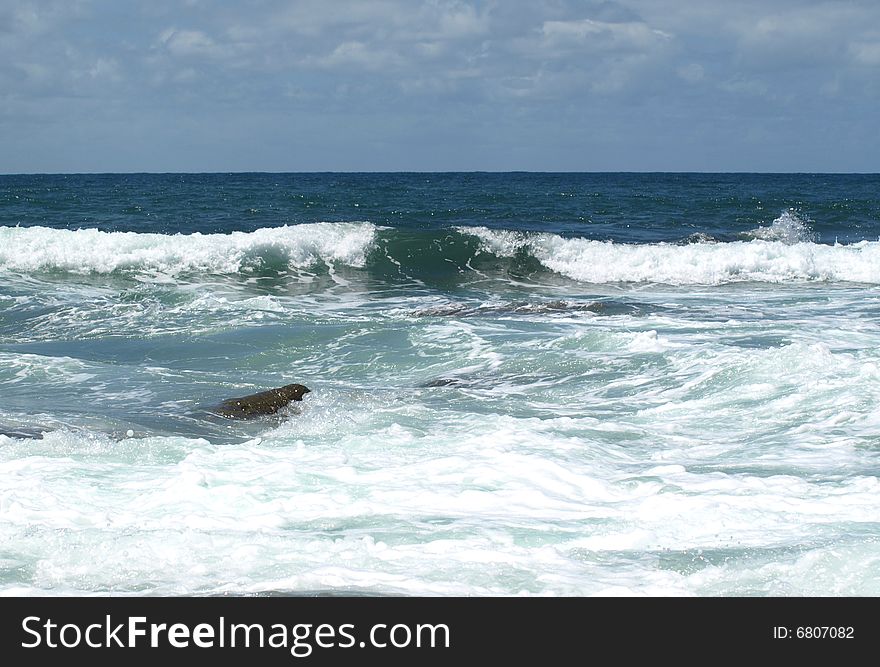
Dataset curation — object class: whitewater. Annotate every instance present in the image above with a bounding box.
[1,172,879,596]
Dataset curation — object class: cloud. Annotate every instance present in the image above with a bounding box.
[409,0,490,40]
[1,1,879,171]
[677,63,705,83]
[87,57,121,81]
[271,0,411,37]
[6,2,877,108]
[310,41,406,71]
[15,61,51,83]
[493,13,676,99]
[158,28,224,59]
[539,18,671,51]
[850,40,880,66]
[719,77,769,97]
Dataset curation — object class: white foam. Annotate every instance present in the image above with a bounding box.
[4,228,880,595]
[0,352,96,385]
[3,410,880,595]
[0,223,377,276]
[1,325,879,596]
[626,330,672,352]
[746,209,816,244]
[460,226,880,285]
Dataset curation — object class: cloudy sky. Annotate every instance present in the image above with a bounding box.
[1,0,878,172]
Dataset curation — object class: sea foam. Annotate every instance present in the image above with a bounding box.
[744,209,817,244]
[0,223,377,275]
[461,226,880,285]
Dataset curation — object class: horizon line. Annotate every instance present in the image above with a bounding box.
[1,170,878,176]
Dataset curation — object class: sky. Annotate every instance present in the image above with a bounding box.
[1,0,878,172]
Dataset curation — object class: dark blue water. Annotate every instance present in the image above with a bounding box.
[2,173,879,243]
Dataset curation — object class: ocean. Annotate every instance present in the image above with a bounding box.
[1,172,879,596]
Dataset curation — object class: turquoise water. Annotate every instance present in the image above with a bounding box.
[1,173,880,595]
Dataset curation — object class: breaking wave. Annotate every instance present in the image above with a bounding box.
[457,227,880,285]
[743,209,817,244]
[0,222,377,276]
[2,219,879,285]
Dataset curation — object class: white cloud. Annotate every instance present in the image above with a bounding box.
[492,14,676,99]
[173,67,197,83]
[728,4,873,68]
[158,28,224,59]
[10,4,42,33]
[415,41,446,58]
[16,61,51,83]
[677,63,704,83]
[272,1,410,37]
[719,77,769,97]
[310,41,406,71]
[88,57,121,81]
[541,18,671,48]
[507,15,673,71]
[850,40,880,66]
[411,0,490,40]
[2,0,880,171]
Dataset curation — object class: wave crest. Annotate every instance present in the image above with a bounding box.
[4,222,879,285]
[744,209,817,244]
[459,226,880,285]
[0,223,377,275]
